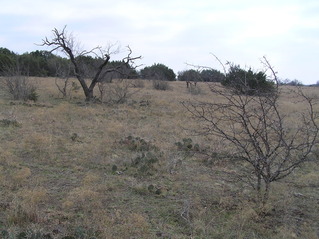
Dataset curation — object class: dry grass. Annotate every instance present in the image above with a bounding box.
[0,77,318,238]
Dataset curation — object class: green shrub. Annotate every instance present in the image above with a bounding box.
[0,119,21,127]
[1,229,53,239]
[177,69,201,82]
[111,164,118,173]
[119,136,158,152]
[131,151,161,176]
[1,230,10,239]
[27,88,39,102]
[175,138,200,152]
[117,136,162,177]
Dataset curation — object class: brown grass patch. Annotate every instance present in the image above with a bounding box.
[0,77,318,238]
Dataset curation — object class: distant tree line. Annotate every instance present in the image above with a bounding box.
[3,46,298,92]
[0,47,67,77]
[280,78,303,86]
[140,64,225,82]
[0,47,139,79]
[177,69,225,82]
[1,47,228,83]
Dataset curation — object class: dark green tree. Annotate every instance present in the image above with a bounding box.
[17,50,63,76]
[47,54,72,77]
[0,47,16,75]
[177,69,201,82]
[222,65,275,95]
[19,52,47,76]
[200,69,224,82]
[1,48,72,77]
[140,63,176,81]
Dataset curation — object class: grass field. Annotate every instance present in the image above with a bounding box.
[0,78,318,238]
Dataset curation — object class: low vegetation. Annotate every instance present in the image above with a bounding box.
[0,77,318,239]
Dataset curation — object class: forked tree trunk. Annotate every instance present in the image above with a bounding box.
[85,89,94,101]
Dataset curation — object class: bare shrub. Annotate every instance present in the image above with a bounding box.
[98,79,138,104]
[131,79,145,88]
[188,84,202,95]
[183,57,319,206]
[55,77,71,98]
[1,75,38,101]
[152,80,170,90]
[50,57,74,99]
[97,81,109,103]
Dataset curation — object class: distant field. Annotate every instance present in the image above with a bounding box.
[0,78,318,238]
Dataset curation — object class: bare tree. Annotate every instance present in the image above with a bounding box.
[40,26,141,101]
[183,58,319,205]
[0,60,38,101]
[52,59,73,98]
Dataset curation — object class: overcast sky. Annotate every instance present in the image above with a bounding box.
[1,0,319,84]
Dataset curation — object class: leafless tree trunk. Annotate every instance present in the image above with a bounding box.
[183,58,319,206]
[40,26,141,101]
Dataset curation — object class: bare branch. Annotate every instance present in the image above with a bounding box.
[183,58,319,205]
[261,56,279,88]
[210,53,227,75]
[40,26,141,101]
